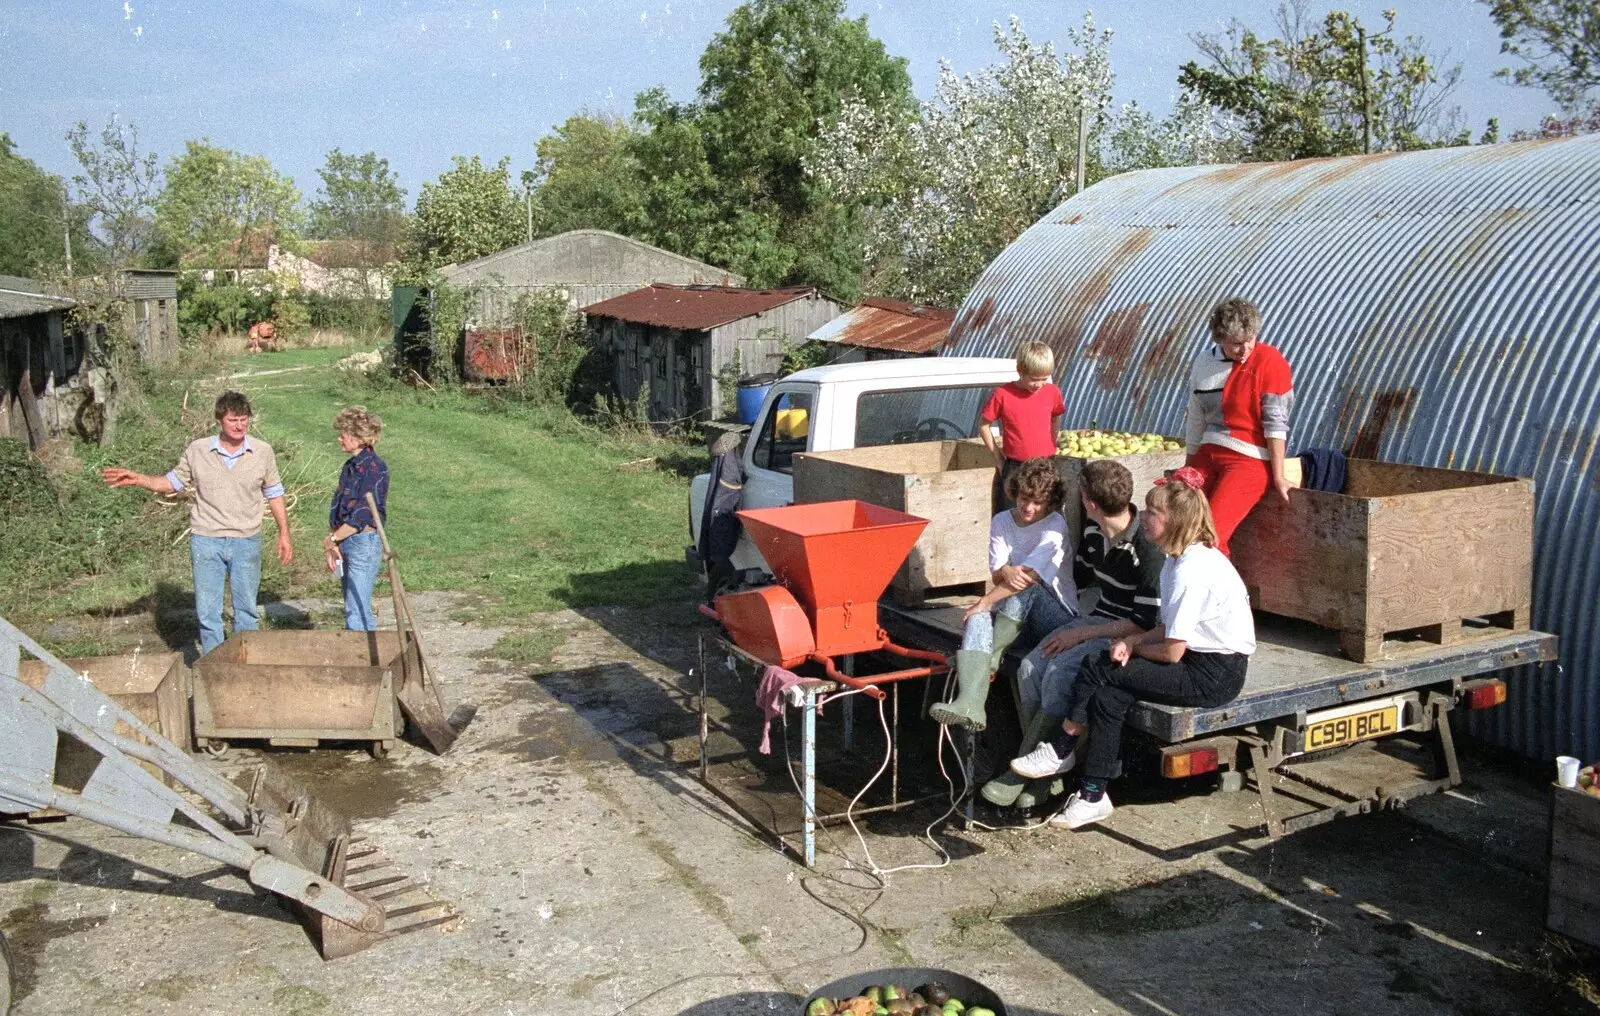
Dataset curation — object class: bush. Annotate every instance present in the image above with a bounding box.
[177,276,273,339]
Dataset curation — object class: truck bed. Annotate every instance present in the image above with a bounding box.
[878,599,1557,743]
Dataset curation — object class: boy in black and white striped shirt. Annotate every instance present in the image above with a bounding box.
[981,459,1164,808]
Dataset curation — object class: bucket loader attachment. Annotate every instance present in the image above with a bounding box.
[0,616,458,960]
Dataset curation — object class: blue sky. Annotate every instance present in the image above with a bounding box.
[0,1,1554,206]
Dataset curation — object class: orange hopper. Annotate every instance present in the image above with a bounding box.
[704,500,948,695]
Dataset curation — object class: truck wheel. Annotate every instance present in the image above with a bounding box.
[1,927,13,1015]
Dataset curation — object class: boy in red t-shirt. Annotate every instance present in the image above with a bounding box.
[981,341,1065,512]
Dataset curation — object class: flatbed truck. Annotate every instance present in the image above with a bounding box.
[880,598,1555,836]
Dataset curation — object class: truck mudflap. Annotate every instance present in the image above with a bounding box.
[1166,679,1506,838]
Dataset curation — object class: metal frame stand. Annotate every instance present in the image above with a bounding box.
[695,632,948,866]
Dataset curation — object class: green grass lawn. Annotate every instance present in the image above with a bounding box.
[4,346,705,647]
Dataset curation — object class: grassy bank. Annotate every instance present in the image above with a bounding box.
[2,347,705,651]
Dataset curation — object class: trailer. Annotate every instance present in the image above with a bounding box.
[879,599,1557,836]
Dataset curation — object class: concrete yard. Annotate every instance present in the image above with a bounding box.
[2,593,1595,1016]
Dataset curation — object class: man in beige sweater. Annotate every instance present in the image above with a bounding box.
[103,391,293,653]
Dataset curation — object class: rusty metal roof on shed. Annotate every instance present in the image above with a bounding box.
[581,284,818,331]
[808,298,955,353]
[945,132,1600,761]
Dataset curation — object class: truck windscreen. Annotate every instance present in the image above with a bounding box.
[854,385,994,447]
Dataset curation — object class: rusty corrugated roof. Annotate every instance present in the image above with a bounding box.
[946,132,1600,761]
[581,284,816,330]
[808,297,955,353]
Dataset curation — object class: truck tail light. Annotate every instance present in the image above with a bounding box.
[1162,746,1219,779]
[1461,679,1507,710]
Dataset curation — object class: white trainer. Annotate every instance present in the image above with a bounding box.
[1009,739,1077,779]
[1047,791,1114,829]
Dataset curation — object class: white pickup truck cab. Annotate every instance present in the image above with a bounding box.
[688,357,1019,573]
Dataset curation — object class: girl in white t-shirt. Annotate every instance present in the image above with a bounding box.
[930,458,1078,731]
[1011,466,1253,829]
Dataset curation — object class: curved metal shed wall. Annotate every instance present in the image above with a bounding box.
[946,134,1600,760]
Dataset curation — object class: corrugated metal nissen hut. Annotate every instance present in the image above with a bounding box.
[584,285,843,423]
[946,133,1600,761]
[437,229,744,325]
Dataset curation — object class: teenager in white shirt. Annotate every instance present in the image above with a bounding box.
[1011,466,1253,829]
[930,458,1077,731]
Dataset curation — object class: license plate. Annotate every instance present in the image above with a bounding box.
[1304,703,1400,752]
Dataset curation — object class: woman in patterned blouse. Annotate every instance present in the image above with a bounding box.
[325,407,390,630]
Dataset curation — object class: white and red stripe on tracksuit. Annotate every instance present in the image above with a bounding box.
[1184,343,1294,555]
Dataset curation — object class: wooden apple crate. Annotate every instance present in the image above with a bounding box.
[793,441,994,605]
[1549,775,1600,949]
[1231,459,1533,662]
[1055,445,1187,539]
[192,630,413,757]
[15,650,189,800]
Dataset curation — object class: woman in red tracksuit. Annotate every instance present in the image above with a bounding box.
[1184,298,1294,556]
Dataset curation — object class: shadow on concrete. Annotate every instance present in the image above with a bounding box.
[0,824,296,1004]
[999,820,1598,1016]
[675,992,804,1015]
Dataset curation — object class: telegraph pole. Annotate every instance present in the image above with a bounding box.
[1358,24,1372,155]
[1076,100,1089,195]
[62,181,74,279]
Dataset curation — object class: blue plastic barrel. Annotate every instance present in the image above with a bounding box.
[736,374,778,424]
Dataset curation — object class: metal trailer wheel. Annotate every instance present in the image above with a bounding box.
[1,927,13,1015]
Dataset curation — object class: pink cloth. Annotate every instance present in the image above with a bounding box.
[756,665,810,755]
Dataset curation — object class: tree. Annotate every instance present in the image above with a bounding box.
[529,114,646,238]
[405,155,523,274]
[630,0,912,295]
[1179,3,1468,161]
[1107,92,1248,172]
[1481,0,1600,111]
[809,15,1118,305]
[308,149,407,251]
[66,118,161,275]
[0,133,94,278]
[151,140,302,272]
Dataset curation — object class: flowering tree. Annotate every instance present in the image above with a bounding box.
[810,13,1234,306]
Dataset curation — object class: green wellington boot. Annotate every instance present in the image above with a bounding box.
[930,650,993,730]
[980,707,1062,807]
[1014,778,1065,810]
[987,614,1024,673]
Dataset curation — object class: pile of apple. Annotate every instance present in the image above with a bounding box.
[1056,429,1183,459]
[806,981,993,1016]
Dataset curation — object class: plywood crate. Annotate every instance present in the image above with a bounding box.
[192,630,411,753]
[1549,777,1600,949]
[1055,446,1187,539]
[15,651,189,791]
[793,441,994,605]
[1231,459,1533,662]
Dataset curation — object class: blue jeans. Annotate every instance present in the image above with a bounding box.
[1017,614,1116,718]
[960,583,1075,654]
[340,532,383,631]
[190,534,262,655]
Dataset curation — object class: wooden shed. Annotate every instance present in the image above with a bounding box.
[0,275,80,448]
[808,298,955,363]
[122,269,179,363]
[583,285,844,424]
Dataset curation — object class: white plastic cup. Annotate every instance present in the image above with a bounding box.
[1557,755,1581,788]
